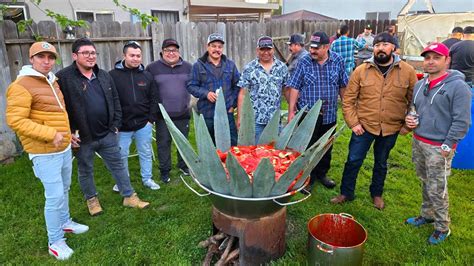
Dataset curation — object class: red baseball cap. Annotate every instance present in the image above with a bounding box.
[420,42,449,57]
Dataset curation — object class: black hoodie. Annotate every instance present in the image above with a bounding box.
[109,60,159,132]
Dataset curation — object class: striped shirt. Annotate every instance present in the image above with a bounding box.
[330,35,365,75]
[286,52,348,125]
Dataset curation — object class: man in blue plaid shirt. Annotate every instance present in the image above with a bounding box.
[331,25,365,76]
[287,31,349,190]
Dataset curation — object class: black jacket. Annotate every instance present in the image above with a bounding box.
[57,62,121,144]
[109,60,159,131]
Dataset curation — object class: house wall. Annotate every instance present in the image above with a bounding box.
[282,0,473,19]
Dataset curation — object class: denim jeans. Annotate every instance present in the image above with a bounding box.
[340,131,399,199]
[75,132,134,199]
[32,149,72,244]
[255,123,266,143]
[118,123,153,182]
[204,112,238,146]
[155,118,189,174]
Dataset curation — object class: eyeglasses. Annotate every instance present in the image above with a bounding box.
[76,51,99,57]
[163,48,179,54]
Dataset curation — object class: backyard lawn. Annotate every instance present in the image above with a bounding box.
[1,111,473,265]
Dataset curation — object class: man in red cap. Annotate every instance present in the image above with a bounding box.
[404,42,471,244]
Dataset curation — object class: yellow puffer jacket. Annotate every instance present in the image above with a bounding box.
[6,66,71,154]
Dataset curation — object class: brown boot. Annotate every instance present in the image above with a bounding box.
[330,194,348,204]
[86,196,103,216]
[123,193,150,209]
[373,196,385,210]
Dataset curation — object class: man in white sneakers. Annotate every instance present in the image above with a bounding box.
[6,42,88,260]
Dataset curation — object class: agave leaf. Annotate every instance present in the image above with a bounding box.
[275,106,307,150]
[159,104,209,187]
[292,125,337,190]
[257,109,280,145]
[238,89,256,146]
[269,152,311,196]
[196,114,230,194]
[192,109,200,143]
[227,153,252,197]
[287,100,322,152]
[214,87,231,152]
[252,158,275,198]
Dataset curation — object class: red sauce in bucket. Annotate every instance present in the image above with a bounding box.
[308,214,367,247]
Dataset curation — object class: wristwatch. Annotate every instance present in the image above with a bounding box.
[440,144,451,153]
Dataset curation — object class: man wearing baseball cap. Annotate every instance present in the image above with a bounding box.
[6,42,89,260]
[287,31,349,190]
[356,24,375,65]
[187,33,240,146]
[286,33,309,75]
[237,36,288,142]
[405,42,471,244]
[334,32,418,210]
[146,38,193,183]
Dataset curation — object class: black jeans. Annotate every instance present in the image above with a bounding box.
[155,118,190,174]
[340,131,399,200]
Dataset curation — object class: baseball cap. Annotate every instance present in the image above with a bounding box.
[309,32,329,48]
[207,33,225,45]
[29,41,58,58]
[373,32,395,45]
[286,34,304,45]
[162,38,180,49]
[257,36,274,48]
[420,42,449,57]
[365,24,372,30]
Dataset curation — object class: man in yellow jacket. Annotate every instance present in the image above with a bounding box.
[6,42,88,260]
[331,33,417,209]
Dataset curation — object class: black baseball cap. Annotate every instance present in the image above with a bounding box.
[365,24,372,30]
[162,38,179,49]
[310,31,329,48]
[373,32,396,45]
[257,36,273,48]
[207,33,225,45]
[286,34,305,45]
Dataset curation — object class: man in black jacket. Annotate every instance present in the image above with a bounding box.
[57,38,149,216]
[109,41,160,190]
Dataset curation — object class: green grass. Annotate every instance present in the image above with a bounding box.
[1,112,473,265]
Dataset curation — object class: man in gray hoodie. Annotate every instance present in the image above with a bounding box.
[404,42,471,245]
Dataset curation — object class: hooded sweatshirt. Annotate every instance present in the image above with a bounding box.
[412,70,472,148]
[6,65,71,155]
[109,60,159,132]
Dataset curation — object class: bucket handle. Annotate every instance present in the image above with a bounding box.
[316,243,334,254]
[179,174,211,197]
[339,213,354,220]
[273,189,311,206]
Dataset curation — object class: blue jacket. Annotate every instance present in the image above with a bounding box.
[186,52,240,118]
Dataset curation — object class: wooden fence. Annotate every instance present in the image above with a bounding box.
[0,18,394,162]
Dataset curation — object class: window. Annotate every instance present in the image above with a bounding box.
[2,5,28,23]
[75,11,114,23]
[365,12,390,21]
[151,10,179,24]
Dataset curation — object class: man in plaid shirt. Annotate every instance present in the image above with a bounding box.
[331,25,366,76]
[287,31,349,190]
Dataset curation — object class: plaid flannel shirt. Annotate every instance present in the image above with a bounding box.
[330,35,365,75]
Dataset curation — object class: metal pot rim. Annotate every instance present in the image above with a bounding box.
[190,173,308,202]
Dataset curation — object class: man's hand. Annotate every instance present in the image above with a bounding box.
[207,92,217,103]
[399,126,410,136]
[287,111,295,122]
[53,132,66,148]
[351,124,365,135]
[441,150,451,158]
[71,132,81,148]
[405,115,418,129]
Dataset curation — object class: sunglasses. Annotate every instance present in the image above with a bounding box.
[423,81,430,96]
[124,41,141,48]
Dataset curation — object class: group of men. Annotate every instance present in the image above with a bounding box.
[5,24,472,259]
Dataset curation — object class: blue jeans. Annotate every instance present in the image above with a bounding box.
[204,112,238,146]
[340,131,399,199]
[32,149,72,244]
[75,132,134,199]
[255,123,266,143]
[118,123,153,182]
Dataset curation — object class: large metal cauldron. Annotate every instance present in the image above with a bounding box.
[307,213,367,266]
[181,174,311,219]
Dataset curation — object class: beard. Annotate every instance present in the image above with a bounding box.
[374,51,393,64]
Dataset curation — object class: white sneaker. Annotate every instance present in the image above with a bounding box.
[143,179,160,190]
[48,238,73,260]
[112,184,119,192]
[62,218,89,234]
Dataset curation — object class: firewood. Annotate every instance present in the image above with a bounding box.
[202,243,218,266]
[224,248,239,264]
[199,232,226,248]
[215,236,235,266]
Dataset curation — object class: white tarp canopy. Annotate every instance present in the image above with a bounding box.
[398,12,474,57]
